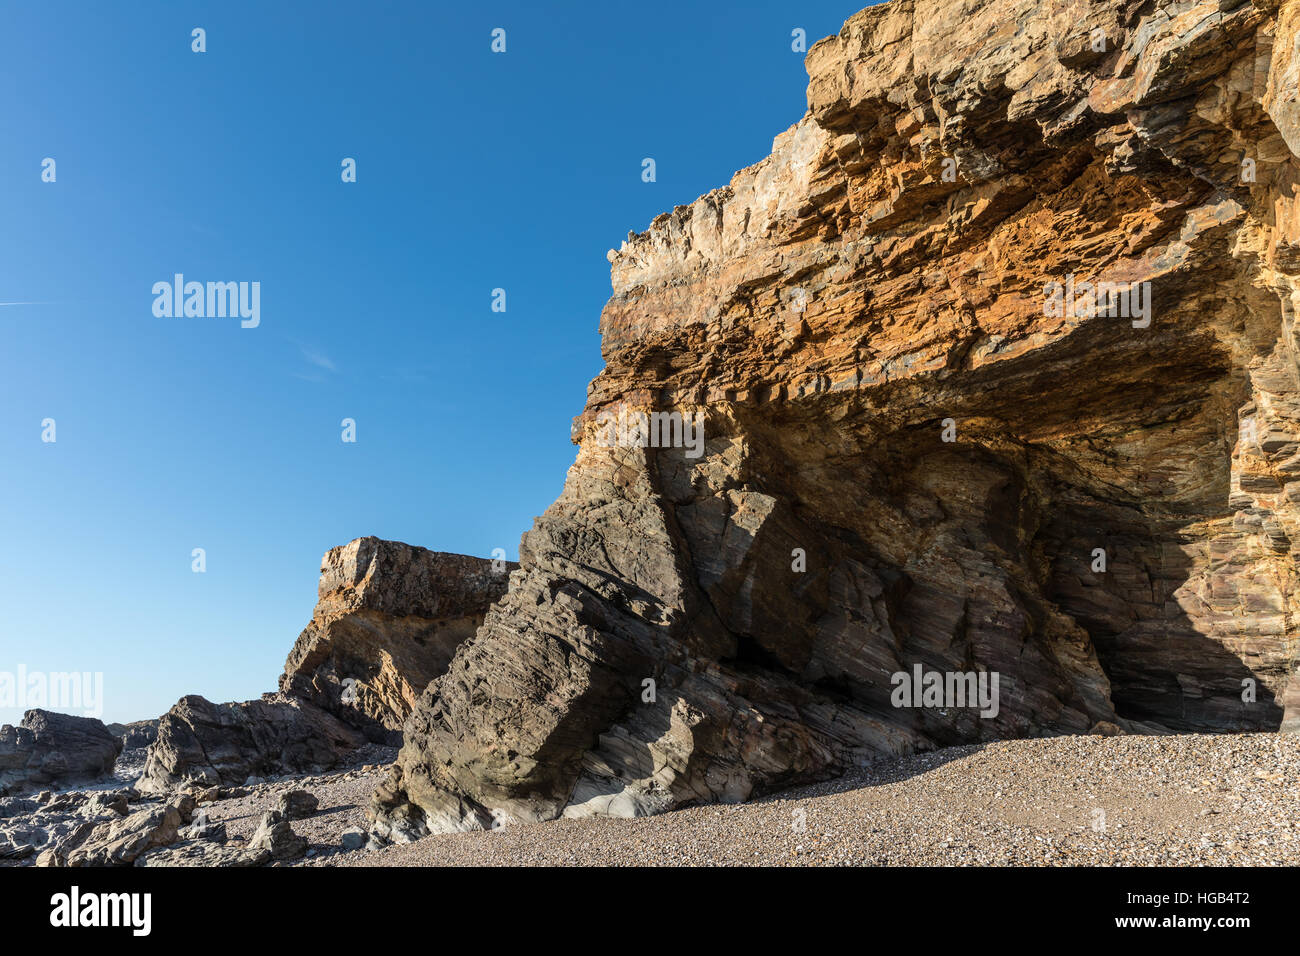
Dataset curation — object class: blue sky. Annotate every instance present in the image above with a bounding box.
[0,0,865,725]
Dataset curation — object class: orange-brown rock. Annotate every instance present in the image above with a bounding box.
[373,0,1300,837]
[279,537,514,743]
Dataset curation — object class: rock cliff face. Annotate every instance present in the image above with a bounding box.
[373,0,1300,835]
[279,537,514,743]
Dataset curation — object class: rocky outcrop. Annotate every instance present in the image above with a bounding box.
[0,710,122,796]
[137,538,510,791]
[136,694,366,793]
[279,537,513,743]
[107,719,160,752]
[36,793,195,867]
[373,0,1300,836]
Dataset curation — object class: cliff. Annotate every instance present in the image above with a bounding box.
[372,0,1300,836]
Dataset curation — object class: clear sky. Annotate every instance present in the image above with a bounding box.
[0,0,868,726]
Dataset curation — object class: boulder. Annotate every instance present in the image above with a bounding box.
[136,694,365,793]
[38,796,192,867]
[248,809,306,862]
[0,710,122,796]
[179,810,226,842]
[119,720,160,751]
[277,789,319,820]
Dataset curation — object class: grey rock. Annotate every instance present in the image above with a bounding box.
[179,811,226,843]
[136,694,365,793]
[136,841,267,867]
[248,809,307,862]
[276,789,319,820]
[40,799,186,867]
[0,710,122,796]
[85,791,129,817]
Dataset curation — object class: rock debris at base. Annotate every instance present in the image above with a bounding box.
[338,734,1296,866]
[5,734,1295,866]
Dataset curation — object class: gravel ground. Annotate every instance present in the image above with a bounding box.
[19,734,1286,866]
[278,732,1299,866]
[196,744,397,861]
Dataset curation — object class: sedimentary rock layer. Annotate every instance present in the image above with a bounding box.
[279,537,514,743]
[374,0,1300,835]
[137,538,509,791]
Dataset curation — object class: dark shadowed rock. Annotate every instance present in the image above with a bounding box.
[136,694,365,793]
[279,536,514,743]
[0,710,122,796]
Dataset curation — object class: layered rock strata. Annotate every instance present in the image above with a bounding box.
[373,0,1300,835]
[139,538,509,789]
[279,536,514,743]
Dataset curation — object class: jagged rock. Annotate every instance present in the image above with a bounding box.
[369,776,435,842]
[0,796,38,820]
[85,791,129,816]
[248,809,307,861]
[0,710,123,796]
[38,796,193,867]
[179,810,226,842]
[277,789,319,820]
[137,694,366,793]
[279,536,514,743]
[118,720,160,751]
[373,0,1300,834]
[0,836,36,860]
[135,840,267,867]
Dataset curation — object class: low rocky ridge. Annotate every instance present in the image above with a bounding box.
[371,0,1300,838]
[0,710,122,797]
[0,536,505,858]
[0,744,395,866]
[136,694,368,793]
[137,538,507,790]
